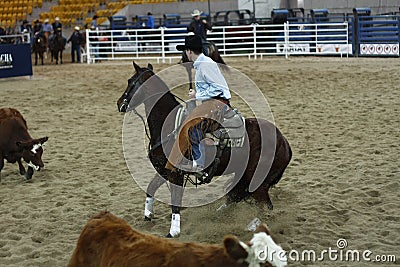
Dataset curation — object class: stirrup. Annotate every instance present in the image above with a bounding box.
[178,159,204,173]
[195,171,210,184]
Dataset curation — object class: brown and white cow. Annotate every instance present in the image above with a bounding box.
[0,108,48,180]
[67,211,287,267]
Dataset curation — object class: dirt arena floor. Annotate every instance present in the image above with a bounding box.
[0,55,399,266]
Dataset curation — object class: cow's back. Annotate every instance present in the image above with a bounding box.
[0,108,26,124]
[0,108,30,151]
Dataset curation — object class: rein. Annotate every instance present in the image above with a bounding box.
[132,88,184,156]
[125,68,186,155]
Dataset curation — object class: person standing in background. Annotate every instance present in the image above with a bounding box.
[89,25,100,62]
[67,26,83,63]
[91,15,98,29]
[146,12,155,29]
[19,20,31,43]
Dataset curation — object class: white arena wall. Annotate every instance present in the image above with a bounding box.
[283,0,400,14]
[116,0,399,23]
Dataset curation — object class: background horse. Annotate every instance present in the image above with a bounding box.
[50,31,65,64]
[117,61,292,237]
[32,34,46,65]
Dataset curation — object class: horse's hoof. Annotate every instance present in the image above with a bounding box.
[267,202,274,210]
[165,233,178,238]
[144,216,151,221]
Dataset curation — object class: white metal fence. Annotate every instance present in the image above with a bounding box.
[0,32,31,45]
[84,22,350,64]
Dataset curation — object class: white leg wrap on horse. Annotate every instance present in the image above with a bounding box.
[169,213,180,237]
[144,197,154,218]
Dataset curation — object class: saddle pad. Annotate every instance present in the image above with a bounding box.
[174,106,188,138]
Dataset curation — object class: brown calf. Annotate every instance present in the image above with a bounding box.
[67,211,287,267]
[0,108,48,180]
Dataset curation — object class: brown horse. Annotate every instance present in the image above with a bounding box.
[117,61,292,237]
[50,31,65,64]
[32,34,46,65]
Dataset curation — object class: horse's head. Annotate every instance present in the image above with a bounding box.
[117,61,154,113]
[34,34,44,44]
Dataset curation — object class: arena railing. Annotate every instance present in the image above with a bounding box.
[83,22,350,64]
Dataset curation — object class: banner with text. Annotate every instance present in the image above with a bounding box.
[0,44,32,79]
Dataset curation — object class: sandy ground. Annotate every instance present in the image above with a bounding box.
[0,55,399,266]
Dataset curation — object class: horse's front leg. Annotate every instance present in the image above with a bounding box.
[166,172,184,238]
[144,173,167,221]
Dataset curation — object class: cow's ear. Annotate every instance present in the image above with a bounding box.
[147,63,153,71]
[223,235,248,261]
[255,223,270,235]
[39,136,49,144]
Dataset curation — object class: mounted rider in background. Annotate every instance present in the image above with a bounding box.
[187,9,212,56]
[49,17,67,49]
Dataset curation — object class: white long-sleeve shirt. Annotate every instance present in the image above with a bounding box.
[193,54,231,101]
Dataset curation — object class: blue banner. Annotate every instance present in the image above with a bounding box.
[0,44,33,79]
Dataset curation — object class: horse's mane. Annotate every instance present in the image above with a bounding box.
[142,73,181,112]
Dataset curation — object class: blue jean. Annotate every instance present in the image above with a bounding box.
[190,125,205,167]
[71,45,81,62]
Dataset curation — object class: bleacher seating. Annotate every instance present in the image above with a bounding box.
[0,0,204,30]
[0,0,39,29]
[35,0,187,29]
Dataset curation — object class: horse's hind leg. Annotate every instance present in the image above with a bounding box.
[144,173,167,220]
[252,183,273,210]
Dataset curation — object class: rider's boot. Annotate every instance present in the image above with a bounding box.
[144,196,154,221]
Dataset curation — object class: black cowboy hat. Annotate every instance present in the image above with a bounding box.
[176,35,203,51]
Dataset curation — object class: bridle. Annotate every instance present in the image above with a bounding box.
[121,68,188,160]
[120,68,155,140]
[119,68,154,113]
